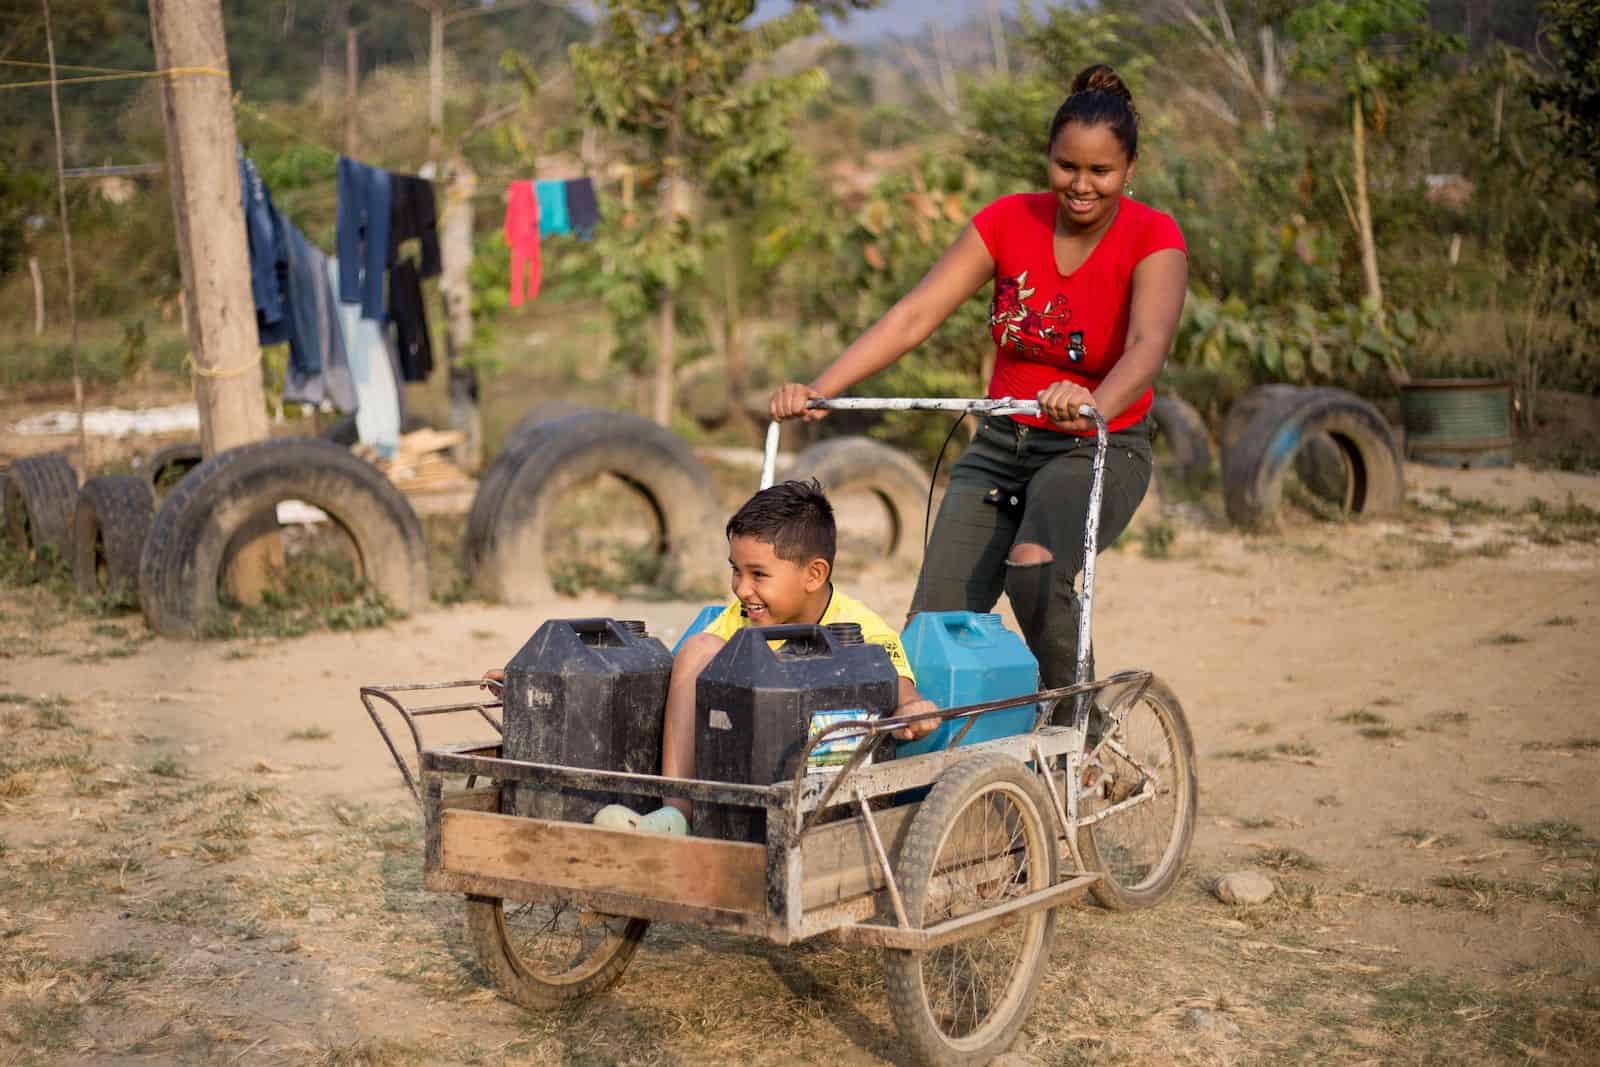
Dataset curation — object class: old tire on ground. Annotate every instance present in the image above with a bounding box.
[464,406,602,570]
[1076,675,1198,911]
[883,754,1058,1066]
[3,451,79,557]
[143,441,205,498]
[1223,387,1404,528]
[788,436,930,565]
[466,894,648,1009]
[137,437,429,638]
[1223,385,1349,505]
[72,475,155,602]
[472,413,722,604]
[1149,393,1213,484]
[501,401,594,454]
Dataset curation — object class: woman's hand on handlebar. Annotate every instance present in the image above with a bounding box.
[1037,381,1098,433]
[769,383,829,422]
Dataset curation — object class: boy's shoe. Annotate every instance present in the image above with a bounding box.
[591,804,687,836]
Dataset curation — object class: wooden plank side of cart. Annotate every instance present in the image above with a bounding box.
[423,784,913,936]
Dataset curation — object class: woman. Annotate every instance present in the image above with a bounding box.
[770,64,1188,697]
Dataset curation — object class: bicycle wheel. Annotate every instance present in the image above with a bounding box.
[1076,676,1197,910]
[884,755,1058,1067]
[465,894,648,1008]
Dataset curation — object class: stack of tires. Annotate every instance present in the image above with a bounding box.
[2,452,155,604]
[4,438,431,638]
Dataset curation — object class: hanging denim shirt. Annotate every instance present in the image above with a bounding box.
[280,225,357,413]
[336,157,393,321]
[238,148,284,333]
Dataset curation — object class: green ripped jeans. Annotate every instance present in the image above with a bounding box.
[910,414,1153,700]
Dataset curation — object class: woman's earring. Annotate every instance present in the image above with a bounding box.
[1124,181,1133,196]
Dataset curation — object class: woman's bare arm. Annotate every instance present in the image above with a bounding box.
[772,225,995,420]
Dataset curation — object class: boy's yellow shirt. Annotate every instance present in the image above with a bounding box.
[701,588,915,682]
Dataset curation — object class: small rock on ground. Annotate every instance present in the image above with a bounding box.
[1183,1007,1243,1039]
[306,905,337,924]
[1214,870,1275,905]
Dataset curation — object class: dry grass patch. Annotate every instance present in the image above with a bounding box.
[1522,737,1600,752]
[1494,819,1593,850]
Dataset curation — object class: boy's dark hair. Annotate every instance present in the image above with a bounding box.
[726,478,836,568]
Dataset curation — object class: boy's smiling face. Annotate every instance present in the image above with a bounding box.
[728,534,830,626]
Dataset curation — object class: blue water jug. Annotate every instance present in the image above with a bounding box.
[895,611,1038,757]
[672,604,728,653]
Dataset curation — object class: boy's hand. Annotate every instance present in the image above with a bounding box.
[892,698,940,741]
[480,668,505,693]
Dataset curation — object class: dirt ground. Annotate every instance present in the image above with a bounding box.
[3,438,1599,1064]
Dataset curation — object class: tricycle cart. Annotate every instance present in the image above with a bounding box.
[362,402,1198,1066]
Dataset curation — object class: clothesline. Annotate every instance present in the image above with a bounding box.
[0,62,227,91]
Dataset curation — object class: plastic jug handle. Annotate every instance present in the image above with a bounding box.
[751,623,834,657]
[565,618,645,645]
[943,614,988,640]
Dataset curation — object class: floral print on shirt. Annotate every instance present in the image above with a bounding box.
[990,269,1073,364]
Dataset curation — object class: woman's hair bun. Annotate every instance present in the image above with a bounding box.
[1070,64,1132,105]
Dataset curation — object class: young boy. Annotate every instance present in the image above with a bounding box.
[485,479,937,835]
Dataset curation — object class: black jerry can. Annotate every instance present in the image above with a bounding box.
[501,618,672,821]
[694,622,898,842]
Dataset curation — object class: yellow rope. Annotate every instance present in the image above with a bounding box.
[0,58,147,75]
[186,352,264,379]
[0,65,227,91]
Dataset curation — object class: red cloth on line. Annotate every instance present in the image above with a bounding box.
[504,180,541,306]
[972,193,1186,434]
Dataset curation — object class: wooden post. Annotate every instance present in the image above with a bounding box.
[150,0,278,596]
[440,158,482,471]
[1351,94,1384,327]
[428,2,444,165]
[28,254,44,335]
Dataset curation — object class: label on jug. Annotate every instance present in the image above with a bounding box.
[807,709,872,770]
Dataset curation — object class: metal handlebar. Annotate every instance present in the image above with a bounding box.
[759,396,1097,489]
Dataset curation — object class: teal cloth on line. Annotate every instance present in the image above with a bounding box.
[536,180,569,237]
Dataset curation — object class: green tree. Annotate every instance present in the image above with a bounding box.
[571,1,832,426]
[1288,0,1460,350]
[1531,0,1600,184]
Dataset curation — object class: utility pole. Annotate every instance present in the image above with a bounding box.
[150,0,278,595]
[440,159,482,470]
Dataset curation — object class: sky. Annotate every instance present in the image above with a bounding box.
[759,0,1023,41]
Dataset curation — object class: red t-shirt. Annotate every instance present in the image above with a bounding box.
[972,193,1186,433]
